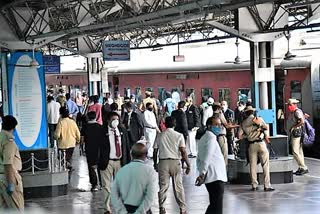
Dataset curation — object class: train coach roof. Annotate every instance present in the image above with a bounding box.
[105,59,311,74]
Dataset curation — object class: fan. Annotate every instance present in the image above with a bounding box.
[8,44,60,68]
[269,29,311,61]
[225,38,249,64]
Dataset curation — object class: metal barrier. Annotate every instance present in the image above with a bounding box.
[21,148,67,174]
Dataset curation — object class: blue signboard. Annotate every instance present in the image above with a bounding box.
[7,52,48,150]
[43,55,60,74]
[102,40,130,61]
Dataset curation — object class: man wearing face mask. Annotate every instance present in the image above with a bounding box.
[122,102,145,149]
[185,97,201,158]
[196,114,227,214]
[171,101,189,141]
[286,98,308,175]
[221,101,235,155]
[111,143,156,214]
[143,102,160,158]
[238,106,274,191]
[98,112,131,214]
[235,101,245,125]
[202,97,214,127]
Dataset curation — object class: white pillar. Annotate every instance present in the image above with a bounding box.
[259,42,268,110]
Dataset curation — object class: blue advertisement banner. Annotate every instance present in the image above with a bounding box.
[7,52,48,150]
[43,55,60,74]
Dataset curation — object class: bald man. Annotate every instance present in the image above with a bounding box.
[111,143,157,214]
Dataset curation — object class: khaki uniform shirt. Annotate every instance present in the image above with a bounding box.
[239,114,267,142]
[0,131,22,174]
[140,97,157,113]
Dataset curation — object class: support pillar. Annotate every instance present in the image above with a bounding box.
[87,53,104,96]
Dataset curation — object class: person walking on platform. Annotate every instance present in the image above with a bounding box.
[221,101,235,155]
[196,115,227,214]
[286,98,309,175]
[171,101,189,141]
[202,97,214,127]
[98,112,131,214]
[81,111,105,192]
[122,102,144,149]
[143,102,160,158]
[66,93,79,121]
[185,97,201,158]
[87,95,103,125]
[56,89,66,107]
[111,143,156,214]
[0,116,24,210]
[238,106,275,191]
[47,95,61,148]
[153,116,190,214]
[139,91,158,115]
[55,107,81,170]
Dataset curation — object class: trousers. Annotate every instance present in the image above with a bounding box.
[248,141,271,188]
[187,130,197,156]
[291,136,307,170]
[0,173,24,210]
[48,123,57,148]
[217,135,228,166]
[158,159,186,212]
[205,180,224,214]
[100,160,121,212]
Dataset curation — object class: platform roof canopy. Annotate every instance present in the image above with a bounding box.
[1,0,320,55]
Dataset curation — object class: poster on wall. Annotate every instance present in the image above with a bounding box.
[7,52,48,150]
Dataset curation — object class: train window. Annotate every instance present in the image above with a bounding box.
[238,88,251,103]
[201,88,212,99]
[135,87,142,103]
[124,88,130,97]
[186,88,196,102]
[158,87,166,103]
[219,88,231,104]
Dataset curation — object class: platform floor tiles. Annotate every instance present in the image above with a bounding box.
[26,147,320,214]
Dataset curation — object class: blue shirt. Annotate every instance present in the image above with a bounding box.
[67,99,79,117]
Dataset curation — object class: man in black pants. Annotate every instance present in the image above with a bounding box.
[81,111,105,191]
[196,114,227,214]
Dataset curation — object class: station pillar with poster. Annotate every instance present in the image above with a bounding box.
[1,51,68,198]
[228,3,294,185]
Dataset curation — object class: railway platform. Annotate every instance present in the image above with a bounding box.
[24,146,320,214]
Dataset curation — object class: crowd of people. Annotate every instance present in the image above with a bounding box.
[0,88,310,213]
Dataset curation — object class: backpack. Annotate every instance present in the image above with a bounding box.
[302,119,315,146]
[294,109,315,145]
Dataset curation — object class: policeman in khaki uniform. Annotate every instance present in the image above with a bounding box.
[0,115,24,210]
[139,91,158,114]
[238,106,275,191]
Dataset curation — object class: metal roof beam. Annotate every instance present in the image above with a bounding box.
[27,0,286,40]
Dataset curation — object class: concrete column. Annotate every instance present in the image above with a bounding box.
[259,42,268,110]
[87,53,103,96]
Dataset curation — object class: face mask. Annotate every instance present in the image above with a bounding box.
[111,119,119,128]
[131,98,135,103]
[211,126,221,136]
[147,107,153,111]
[288,105,296,112]
[238,106,245,111]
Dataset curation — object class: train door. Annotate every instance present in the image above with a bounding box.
[275,70,286,134]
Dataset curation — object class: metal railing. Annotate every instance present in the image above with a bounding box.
[21,148,67,174]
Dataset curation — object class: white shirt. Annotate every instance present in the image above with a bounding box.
[172,91,180,104]
[127,112,133,126]
[108,126,122,159]
[47,101,61,124]
[197,131,227,183]
[111,160,157,214]
[154,128,185,159]
[108,98,114,105]
[143,110,157,128]
[202,106,213,126]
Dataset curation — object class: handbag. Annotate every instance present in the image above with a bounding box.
[291,127,303,138]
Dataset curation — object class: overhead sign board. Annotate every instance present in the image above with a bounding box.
[102,40,130,61]
[43,55,60,74]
